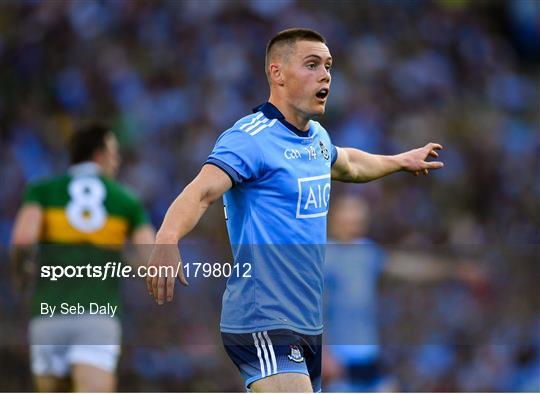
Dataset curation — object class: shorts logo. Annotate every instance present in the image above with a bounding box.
[318,140,329,160]
[288,345,304,363]
[296,174,331,219]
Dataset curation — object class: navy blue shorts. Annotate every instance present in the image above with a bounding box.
[222,329,322,392]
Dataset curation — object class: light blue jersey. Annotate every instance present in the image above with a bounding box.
[206,102,337,335]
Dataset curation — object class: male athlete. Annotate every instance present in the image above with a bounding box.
[324,195,485,392]
[324,196,395,392]
[11,124,154,392]
[147,28,443,392]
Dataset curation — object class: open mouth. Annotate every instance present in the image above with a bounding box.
[316,88,329,100]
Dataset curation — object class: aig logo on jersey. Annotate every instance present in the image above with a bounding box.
[296,174,331,219]
[284,149,301,160]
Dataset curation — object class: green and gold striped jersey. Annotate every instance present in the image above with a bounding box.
[22,162,149,317]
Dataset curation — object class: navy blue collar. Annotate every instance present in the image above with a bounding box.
[252,102,310,137]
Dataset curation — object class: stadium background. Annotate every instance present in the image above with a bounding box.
[0,0,538,391]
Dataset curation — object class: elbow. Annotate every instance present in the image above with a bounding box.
[183,182,216,210]
[200,189,219,209]
[344,168,368,183]
[11,231,38,247]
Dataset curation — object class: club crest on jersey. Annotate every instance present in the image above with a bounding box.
[288,345,304,363]
[318,140,329,160]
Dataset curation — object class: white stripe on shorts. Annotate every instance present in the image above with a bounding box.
[262,331,278,375]
[252,332,266,377]
[257,332,273,377]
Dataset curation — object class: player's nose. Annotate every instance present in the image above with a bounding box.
[319,68,331,83]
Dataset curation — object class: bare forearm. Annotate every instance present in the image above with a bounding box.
[10,245,37,270]
[156,184,211,244]
[385,251,453,281]
[336,148,403,183]
[155,165,232,244]
[10,244,37,291]
[351,151,402,182]
[333,143,443,183]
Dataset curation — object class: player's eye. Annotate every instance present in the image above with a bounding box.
[306,63,316,70]
[325,64,332,71]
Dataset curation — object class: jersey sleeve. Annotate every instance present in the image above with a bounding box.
[115,182,151,233]
[22,182,45,206]
[127,196,150,233]
[330,144,338,166]
[316,121,338,167]
[374,243,387,273]
[205,129,264,186]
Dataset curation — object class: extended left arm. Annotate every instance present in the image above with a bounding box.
[331,143,443,183]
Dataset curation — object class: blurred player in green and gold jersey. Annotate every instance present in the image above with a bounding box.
[10,123,155,392]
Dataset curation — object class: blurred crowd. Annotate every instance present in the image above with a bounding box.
[0,0,539,391]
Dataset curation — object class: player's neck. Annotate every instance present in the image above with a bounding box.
[268,97,310,131]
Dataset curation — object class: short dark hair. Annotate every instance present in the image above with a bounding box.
[69,122,111,164]
[265,28,326,77]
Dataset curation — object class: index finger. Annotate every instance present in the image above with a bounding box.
[427,142,443,151]
[177,262,189,287]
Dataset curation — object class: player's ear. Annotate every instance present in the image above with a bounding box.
[269,63,284,86]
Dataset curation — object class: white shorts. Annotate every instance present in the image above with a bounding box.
[29,315,121,377]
